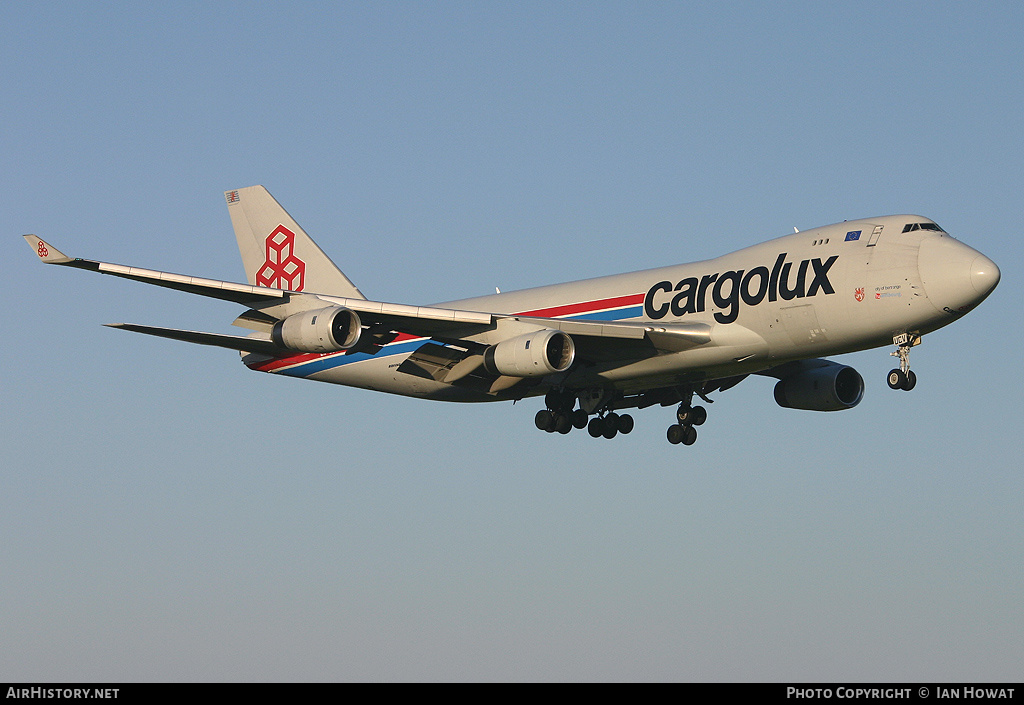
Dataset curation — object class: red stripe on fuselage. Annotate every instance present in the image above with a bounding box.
[518,293,645,318]
[246,331,425,373]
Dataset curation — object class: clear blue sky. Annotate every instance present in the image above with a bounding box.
[3,1,1021,681]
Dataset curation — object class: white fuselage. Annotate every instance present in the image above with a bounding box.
[245,215,998,401]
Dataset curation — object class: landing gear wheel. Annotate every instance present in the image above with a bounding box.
[587,417,605,438]
[902,370,917,391]
[555,414,572,434]
[668,423,697,446]
[571,409,589,429]
[545,389,572,413]
[535,409,555,432]
[681,425,697,445]
[887,369,906,390]
[602,416,618,439]
[677,405,707,426]
[617,414,634,434]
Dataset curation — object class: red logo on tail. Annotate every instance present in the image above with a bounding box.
[256,225,306,291]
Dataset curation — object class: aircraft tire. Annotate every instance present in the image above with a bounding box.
[681,425,697,445]
[544,390,560,410]
[535,409,555,432]
[555,414,572,434]
[887,369,906,390]
[667,424,684,445]
[588,418,605,438]
[571,409,589,429]
[901,370,917,391]
[690,406,707,426]
[617,414,634,434]
[545,389,573,413]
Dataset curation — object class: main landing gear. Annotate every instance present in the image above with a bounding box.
[533,386,713,446]
[533,388,634,440]
[666,394,706,446]
[887,332,920,391]
[587,412,634,439]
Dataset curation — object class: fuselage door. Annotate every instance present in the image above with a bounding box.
[866,224,883,247]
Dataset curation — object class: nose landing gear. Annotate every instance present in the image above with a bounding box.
[887,332,920,391]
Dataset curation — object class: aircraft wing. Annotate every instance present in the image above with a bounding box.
[103,323,287,356]
[25,235,711,356]
[24,235,491,335]
[24,235,286,307]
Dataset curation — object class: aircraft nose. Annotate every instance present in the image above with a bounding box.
[970,253,1000,296]
[918,235,1000,314]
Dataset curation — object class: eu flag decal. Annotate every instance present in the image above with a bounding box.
[845,230,862,242]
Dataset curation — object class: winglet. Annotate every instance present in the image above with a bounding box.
[24,235,74,264]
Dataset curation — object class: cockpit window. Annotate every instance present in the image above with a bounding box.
[905,221,942,232]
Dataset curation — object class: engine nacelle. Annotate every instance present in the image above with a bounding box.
[271,306,362,353]
[774,363,864,411]
[483,329,575,378]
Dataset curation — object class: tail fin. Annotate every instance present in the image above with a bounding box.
[225,185,366,299]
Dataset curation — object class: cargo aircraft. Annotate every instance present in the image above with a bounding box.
[25,186,1000,445]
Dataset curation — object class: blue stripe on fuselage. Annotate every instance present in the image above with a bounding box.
[569,305,643,322]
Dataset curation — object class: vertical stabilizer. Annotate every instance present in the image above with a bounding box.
[225,185,366,299]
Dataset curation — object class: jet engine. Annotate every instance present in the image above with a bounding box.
[271,306,362,353]
[773,362,864,411]
[483,329,575,378]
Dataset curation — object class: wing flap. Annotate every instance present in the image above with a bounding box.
[396,342,518,394]
[500,315,711,349]
[395,342,470,382]
[504,315,648,340]
[326,297,494,331]
[97,262,287,304]
[501,315,712,355]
